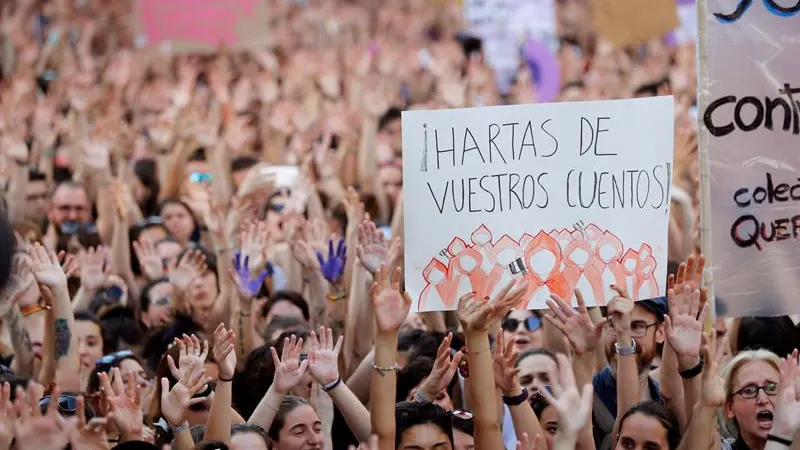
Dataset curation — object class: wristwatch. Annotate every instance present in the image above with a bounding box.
[614,340,637,356]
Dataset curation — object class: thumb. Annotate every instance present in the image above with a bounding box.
[594,318,607,339]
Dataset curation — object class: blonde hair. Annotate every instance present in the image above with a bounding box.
[717,349,781,438]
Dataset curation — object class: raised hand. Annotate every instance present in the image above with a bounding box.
[270,334,309,394]
[607,285,634,334]
[357,219,388,275]
[160,360,209,428]
[133,240,165,280]
[371,264,411,334]
[458,279,526,333]
[0,255,33,316]
[230,251,270,299]
[13,383,70,450]
[168,251,207,291]
[536,353,593,437]
[348,435,380,450]
[65,396,110,450]
[29,243,67,288]
[100,368,143,442]
[213,324,237,381]
[308,327,344,386]
[771,349,800,440]
[699,333,726,408]
[545,290,606,356]
[0,383,13,450]
[668,254,708,310]
[78,246,106,292]
[516,432,542,450]
[664,284,707,369]
[418,332,463,400]
[492,331,522,396]
[238,220,270,275]
[167,335,210,381]
[316,238,347,284]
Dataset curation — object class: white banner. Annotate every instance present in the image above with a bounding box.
[704,1,800,317]
[402,98,674,312]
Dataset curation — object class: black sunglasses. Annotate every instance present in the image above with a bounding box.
[39,393,94,419]
[501,315,542,332]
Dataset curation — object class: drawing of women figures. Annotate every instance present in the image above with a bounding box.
[633,244,659,300]
[522,231,570,309]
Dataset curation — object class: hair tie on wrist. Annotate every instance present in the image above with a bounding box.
[218,374,234,382]
[321,377,342,392]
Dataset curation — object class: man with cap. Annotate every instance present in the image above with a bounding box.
[591,294,668,450]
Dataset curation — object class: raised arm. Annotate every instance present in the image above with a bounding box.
[545,289,605,450]
[677,334,725,450]
[538,353,594,450]
[492,331,544,448]
[608,285,640,431]
[370,264,411,450]
[248,335,309,429]
[205,324,237,442]
[29,243,80,391]
[664,284,707,427]
[457,279,526,450]
[1,256,35,376]
[308,326,372,442]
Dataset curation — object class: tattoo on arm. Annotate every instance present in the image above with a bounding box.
[7,309,32,354]
[54,319,71,360]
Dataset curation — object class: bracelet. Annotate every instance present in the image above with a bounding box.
[171,421,189,434]
[466,346,491,356]
[679,358,704,379]
[321,377,342,392]
[218,374,234,382]
[327,292,346,302]
[614,340,637,356]
[371,361,399,373]
[21,304,51,317]
[414,390,431,404]
[767,434,793,446]
[502,387,529,406]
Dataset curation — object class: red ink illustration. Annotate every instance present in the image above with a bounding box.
[418,224,660,310]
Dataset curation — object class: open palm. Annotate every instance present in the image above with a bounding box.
[664,285,705,359]
[161,360,208,427]
[308,327,343,386]
[357,220,388,275]
[371,265,411,333]
[271,335,309,394]
[545,290,605,356]
[29,244,66,288]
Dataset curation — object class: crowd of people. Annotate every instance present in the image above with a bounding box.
[0,0,797,450]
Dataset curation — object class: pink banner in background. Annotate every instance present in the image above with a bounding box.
[135,0,267,51]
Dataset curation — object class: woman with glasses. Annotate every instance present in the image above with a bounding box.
[719,349,781,450]
[501,309,543,353]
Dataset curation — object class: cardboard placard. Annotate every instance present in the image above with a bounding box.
[591,0,679,47]
[402,97,674,312]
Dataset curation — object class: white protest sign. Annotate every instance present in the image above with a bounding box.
[402,97,674,312]
[702,1,800,317]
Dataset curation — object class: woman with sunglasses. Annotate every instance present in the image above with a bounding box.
[502,309,544,353]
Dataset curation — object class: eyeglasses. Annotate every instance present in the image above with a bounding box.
[39,394,78,414]
[135,216,163,229]
[732,382,778,399]
[95,349,135,372]
[152,296,171,307]
[604,320,659,338]
[60,221,97,235]
[189,172,213,184]
[502,316,542,332]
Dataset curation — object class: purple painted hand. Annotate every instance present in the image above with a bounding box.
[316,239,346,283]
[233,251,270,297]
